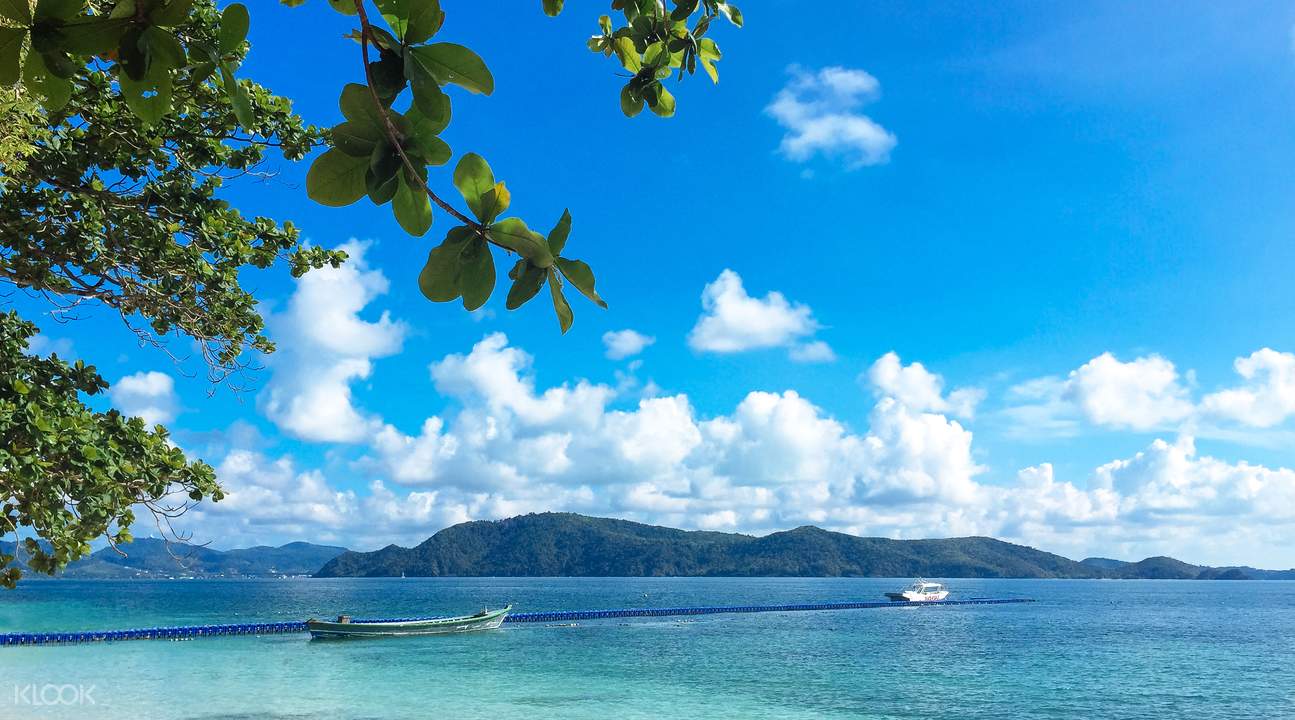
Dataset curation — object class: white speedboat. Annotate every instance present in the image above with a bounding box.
[885,580,949,602]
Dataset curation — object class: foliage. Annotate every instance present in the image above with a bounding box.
[0,1,344,382]
[0,312,222,589]
[0,0,742,584]
[0,1,339,584]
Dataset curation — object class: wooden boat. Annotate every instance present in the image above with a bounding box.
[306,606,510,639]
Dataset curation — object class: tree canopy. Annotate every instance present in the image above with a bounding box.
[0,0,742,586]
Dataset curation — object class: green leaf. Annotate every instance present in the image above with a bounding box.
[418,227,473,302]
[478,181,509,224]
[374,0,408,39]
[306,149,369,207]
[34,0,80,22]
[506,262,546,310]
[490,217,553,267]
[555,258,607,309]
[718,2,743,27]
[218,3,249,54]
[331,120,382,157]
[143,27,185,70]
[119,60,173,125]
[0,0,31,25]
[697,37,720,83]
[548,270,573,333]
[407,43,493,95]
[150,0,194,27]
[219,62,253,129]
[643,41,666,68]
[405,0,443,44]
[366,165,399,204]
[613,36,641,72]
[339,83,385,130]
[458,239,495,311]
[406,61,451,125]
[59,18,128,55]
[407,132,451,166]
[546,209,571,256]
[0,28,24,87]
[451,152,494,220]
[327,0,357,15]
[366,25,401,53]
[404,90,450,136]
[620,83,643,117]
[542,0,563,16]
[368,140,400,189]
[12,378,30,395]
[649,84,675,117]
[392,169,432,236]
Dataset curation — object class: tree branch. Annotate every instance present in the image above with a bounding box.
[350,0,504,249]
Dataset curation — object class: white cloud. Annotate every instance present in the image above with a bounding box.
[1004,352,1193,435]
[766,65,897,168]
[1067,353,1193,429]
[1200,349,1295,428]
[688,269,831,361]
[353,336,995,543]
[1000,376,1082,439]
[866,352,985,419]
[24,334,74,358]
[110,371,179,425]
[788,340,837,363]
[602,329,655,360]
[260,241,406,443]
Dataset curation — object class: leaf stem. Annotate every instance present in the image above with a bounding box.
[350,0,495,245]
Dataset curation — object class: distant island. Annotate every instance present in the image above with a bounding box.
[1,539,346,579]
[314,513,1295,580]
[7,513,1292,580]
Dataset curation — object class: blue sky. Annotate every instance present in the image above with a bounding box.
[17,1,1295,565]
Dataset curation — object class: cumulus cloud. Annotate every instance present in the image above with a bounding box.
[109,371,179,425]
[1068,353,1193,429]
[355,335,985,541]
[866,352,985,419]
[260,241,406,443]
[766,65,897,168]
[602,329,655,360]
[1004,352,1194,435]
[688,269,832,361]
[1004,349,1295,441]
[1200,349,1295,428]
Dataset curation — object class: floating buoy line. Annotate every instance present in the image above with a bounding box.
[0,597,1032,646]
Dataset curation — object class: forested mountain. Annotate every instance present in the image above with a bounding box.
[315,512,1280,579]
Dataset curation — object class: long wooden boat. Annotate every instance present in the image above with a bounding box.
[306,606,510,639]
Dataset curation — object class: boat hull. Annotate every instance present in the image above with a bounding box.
[307,607,509,639]
[885,591,950,602]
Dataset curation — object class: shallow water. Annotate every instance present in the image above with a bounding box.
[0,577,1291,719]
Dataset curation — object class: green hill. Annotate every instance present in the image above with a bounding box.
[3,539,348,578]
[314,513,1108,579]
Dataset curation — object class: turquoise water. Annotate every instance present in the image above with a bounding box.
[0,578,1291,719]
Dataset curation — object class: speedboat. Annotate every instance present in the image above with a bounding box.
[885,580,949,602]
[306,605,510,639]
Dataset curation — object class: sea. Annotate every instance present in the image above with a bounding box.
[0,577,1291,719]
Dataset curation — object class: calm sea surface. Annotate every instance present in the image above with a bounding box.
[0,577,1291,719]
